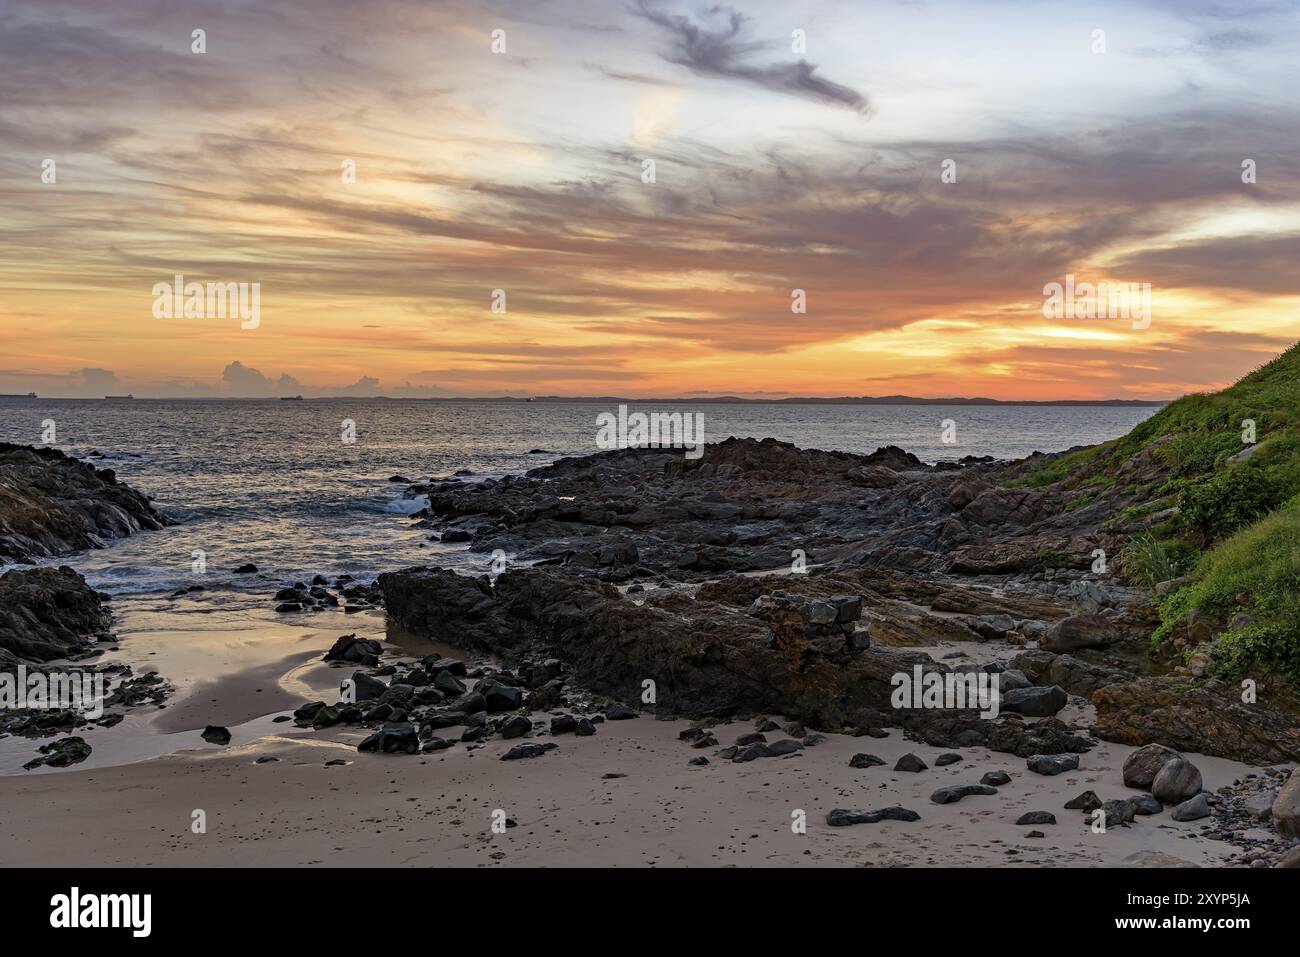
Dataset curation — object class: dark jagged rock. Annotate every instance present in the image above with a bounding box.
[894,753,928,772]
[902,713,1094,758]
[358,722,419,754]
[0,566,113,664]
[0,443,168,564]
[378,564,936,728]
[22,735,92,770]
[500,742,557,760]
[1001,685,1068,717]
[1026,753,1079,776]
[1065,790,1103,812]
[850,753,885,768]
[1094,678,1300,765]
[201,725,231,745]
[1016,811,1056,825]
[827,806,920,826]
[931,784,997,804]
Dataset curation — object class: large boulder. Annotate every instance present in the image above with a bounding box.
[1151,757,1203,804]
[1001,685,1068,717]
[1122,743,1182,789]
[1274,772,1300,839]
[1041,614,1118,653]
[0,566,112,664]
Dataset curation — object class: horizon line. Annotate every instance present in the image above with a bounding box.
[1,394,1172,406]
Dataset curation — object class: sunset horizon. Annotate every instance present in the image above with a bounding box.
[4,0,1299,401]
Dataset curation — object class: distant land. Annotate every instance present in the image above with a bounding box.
[3,394,1170,406]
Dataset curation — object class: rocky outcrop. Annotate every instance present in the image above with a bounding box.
[1093,676,1300,765]
[381,565,946,728]
[0,566,113,664]
[0,443,167,564]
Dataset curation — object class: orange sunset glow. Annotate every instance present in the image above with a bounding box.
[2,0,1299,399]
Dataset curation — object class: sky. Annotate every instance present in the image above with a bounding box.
[2,0,1299,399]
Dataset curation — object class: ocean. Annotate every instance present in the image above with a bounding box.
[0,398,1158,597]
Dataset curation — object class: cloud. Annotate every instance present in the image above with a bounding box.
[77,367,119,391]
[220,361,302,395]
[632,2,870,112]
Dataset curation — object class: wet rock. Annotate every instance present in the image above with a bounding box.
[1041,614,1118,653]
[733,743,771,763]
[766,738,804,756]
[1100,799,1135,826]
[0,443,168,565]
[1064,790,1102,812]
[1151,758,1203,804]
[934,752,962,766]
[499,715,532,739]
[1244,789,1275,820]
[1002,685,1068,717]
[324,634,384,664]
[826,806,921,826]
[358,722,419,754]
[894,753,928,773]
[1026,753,1078,776]
[931,784,998,804]
[433,670,467,696]
[500,742,558,760]
[1130,794,1163,816]
[22,735,92,769]
[0,566,113,663]
[1122,743,1183,789]
[850,753,885,768]
[1016,811,1056,825]
[980,770,1011,787]
[349,671,387,702]
[477,679,522,712]
[1273,772,1300,838]
[550,714,578,735]
[1171,794,1211,822]
[201,725,231,745]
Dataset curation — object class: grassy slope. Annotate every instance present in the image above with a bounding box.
[1014,342,1300,682]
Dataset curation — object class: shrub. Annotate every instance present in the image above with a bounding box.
[1178,466,1281,538]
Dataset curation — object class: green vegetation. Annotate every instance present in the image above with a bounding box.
[1154,495,1300,683]
[1007,342,1300,681]
[1118,533,1194,587]
[1035,547,1069,567]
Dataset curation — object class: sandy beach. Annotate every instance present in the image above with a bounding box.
[0,599,1267,868]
